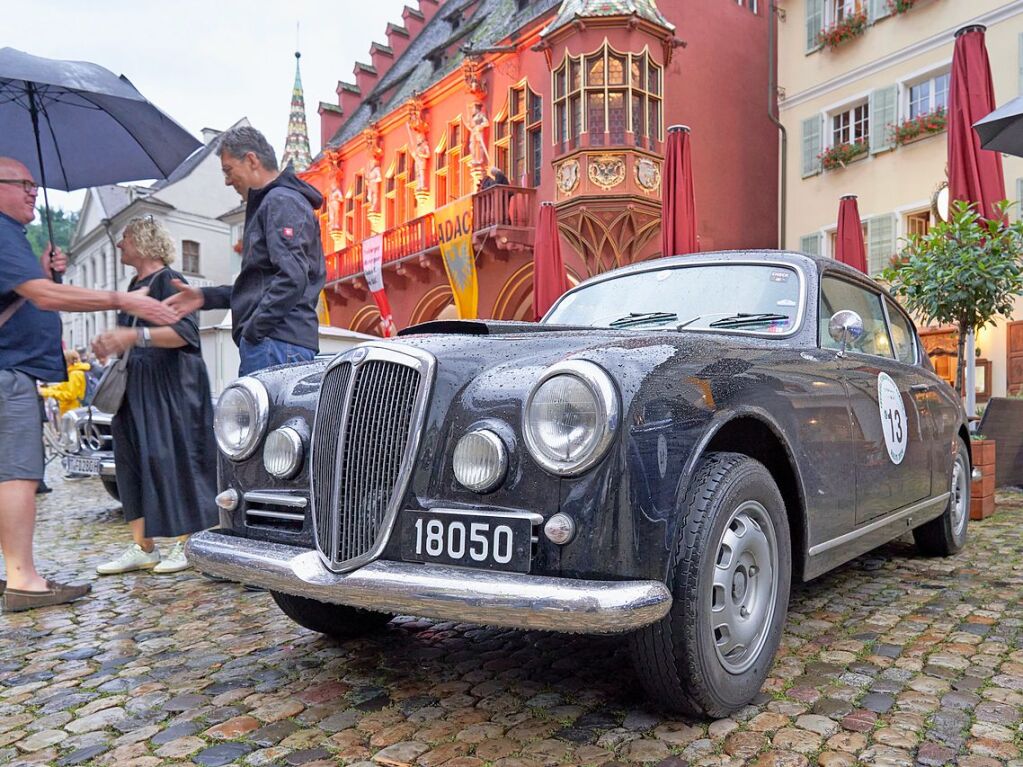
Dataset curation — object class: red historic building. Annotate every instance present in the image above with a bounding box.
[301,0,778,335]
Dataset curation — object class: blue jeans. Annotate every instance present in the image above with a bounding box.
[238,337,316,376]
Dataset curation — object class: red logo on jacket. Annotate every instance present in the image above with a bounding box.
[282,227,294,238]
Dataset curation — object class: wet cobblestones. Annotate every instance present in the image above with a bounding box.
[3,468,1023,766]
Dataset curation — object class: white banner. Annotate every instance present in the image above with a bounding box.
[362,234,384,293]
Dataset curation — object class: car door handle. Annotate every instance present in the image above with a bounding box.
[910,383,932,393]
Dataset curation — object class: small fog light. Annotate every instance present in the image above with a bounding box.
[263,427,304,478]
[544,513,576,545]
[215,488,239,510]
[453,430,507,493]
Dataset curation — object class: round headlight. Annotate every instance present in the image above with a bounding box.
[453,430,507,493]
[60,412,80,452]
[214,378,269,460]
[263,427,304,478]
[523,360,619,476]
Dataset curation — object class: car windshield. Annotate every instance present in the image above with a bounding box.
[544,263,803,335]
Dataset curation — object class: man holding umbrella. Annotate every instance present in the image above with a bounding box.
[0,156,178,612]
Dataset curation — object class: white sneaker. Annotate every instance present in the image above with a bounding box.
[153,541,190,574]
[97,543,161,575]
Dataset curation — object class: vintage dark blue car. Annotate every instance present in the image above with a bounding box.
[188,250,971,717]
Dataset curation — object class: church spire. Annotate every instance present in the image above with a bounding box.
[281,50,312,171]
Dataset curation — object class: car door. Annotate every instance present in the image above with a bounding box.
[820,275,932,524]
[885,296,958,493]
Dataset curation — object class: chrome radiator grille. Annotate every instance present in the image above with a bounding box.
[311,347,430,571]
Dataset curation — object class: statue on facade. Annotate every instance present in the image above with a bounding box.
[362,124,384,215]
[465,101,490,167]
[406,94,431,190]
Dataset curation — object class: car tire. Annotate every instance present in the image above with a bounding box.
[913,436,970,557]
[101,478,120,502]
[270,591,392,639]
[630,452,791,718]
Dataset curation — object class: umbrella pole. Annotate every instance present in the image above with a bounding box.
[26,83,62,284]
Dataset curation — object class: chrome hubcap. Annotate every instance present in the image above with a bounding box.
[950,456,968,536]
[711,500,778,674]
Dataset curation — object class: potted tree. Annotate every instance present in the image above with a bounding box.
[883,200,1023,514]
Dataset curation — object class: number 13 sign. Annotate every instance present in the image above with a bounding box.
[877,372,907,464]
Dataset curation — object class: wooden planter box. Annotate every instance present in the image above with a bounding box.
[970,438,996,520]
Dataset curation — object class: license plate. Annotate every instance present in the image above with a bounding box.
[400,510,533,573]
[64,456,100,475]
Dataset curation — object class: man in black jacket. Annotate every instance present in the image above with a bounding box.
[168,126,325,375]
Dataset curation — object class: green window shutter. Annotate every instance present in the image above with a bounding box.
[806,0,824,52]
[800,233,823,257]
[867,213,896,276]
[868,0,891,24]
[869,86,897,154]
[802,115,822,177]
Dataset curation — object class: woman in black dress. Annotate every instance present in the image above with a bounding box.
[91,216,217,575]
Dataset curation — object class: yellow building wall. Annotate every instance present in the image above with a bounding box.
[779,0,1023,397]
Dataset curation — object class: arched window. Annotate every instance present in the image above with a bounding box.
[553,44,663,151]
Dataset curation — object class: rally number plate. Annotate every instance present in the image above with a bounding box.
[400,510,533,573]
[64,456,100,476]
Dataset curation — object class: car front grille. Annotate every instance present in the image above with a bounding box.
[310,346,432,571]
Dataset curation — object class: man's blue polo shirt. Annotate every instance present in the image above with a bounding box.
[0,211,64,382]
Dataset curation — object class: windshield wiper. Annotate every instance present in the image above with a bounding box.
[608,311,678,329]
[707,313,790,328]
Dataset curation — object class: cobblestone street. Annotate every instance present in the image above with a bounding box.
[2,468,1023,767]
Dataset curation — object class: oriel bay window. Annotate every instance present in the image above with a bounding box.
[554,44,662,151]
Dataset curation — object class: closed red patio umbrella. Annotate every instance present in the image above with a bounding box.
[948,25,1005,220]
[661,125,698,256]
[835,194,867,273]
[533,201,570,321]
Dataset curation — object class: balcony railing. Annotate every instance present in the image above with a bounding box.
[326,186,537,284]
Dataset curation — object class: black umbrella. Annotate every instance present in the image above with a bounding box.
[0,47,202,276]
[974,94,1023,157]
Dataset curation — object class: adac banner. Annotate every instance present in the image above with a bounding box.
[435,196,478,319]
[361,233,396,337]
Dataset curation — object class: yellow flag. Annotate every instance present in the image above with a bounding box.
[434,196,478,319]
[316,289,331,326]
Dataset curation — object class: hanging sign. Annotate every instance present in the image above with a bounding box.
[435,196,478,319]
[361,234,396,337]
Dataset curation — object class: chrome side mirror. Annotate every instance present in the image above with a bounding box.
[828,310,864,357]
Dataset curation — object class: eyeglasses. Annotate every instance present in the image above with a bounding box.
[0,179,39,193]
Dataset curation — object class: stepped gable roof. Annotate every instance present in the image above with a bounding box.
[541,0,673,36]
[325,0,562,151]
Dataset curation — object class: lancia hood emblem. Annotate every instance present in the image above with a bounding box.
[351,347,368,365]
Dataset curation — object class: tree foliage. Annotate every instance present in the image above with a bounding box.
[882,200,1023,393]
[26,205,79,256]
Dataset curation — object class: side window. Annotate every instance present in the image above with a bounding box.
[819,276,894,358]
[884,298,917,365]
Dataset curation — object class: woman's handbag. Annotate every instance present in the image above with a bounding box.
[91,320,137,413]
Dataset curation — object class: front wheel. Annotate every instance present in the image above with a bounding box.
[913,436,970,556]
[270,591,392,639]
[630,452,791,718]
[101,478,120,502]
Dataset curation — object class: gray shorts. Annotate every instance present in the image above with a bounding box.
[0,370,44,483]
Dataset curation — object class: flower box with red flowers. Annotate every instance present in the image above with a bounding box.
[817,10,868,50]
[818,140,869,171]
[887,0,918,14]
[892,108,947,146]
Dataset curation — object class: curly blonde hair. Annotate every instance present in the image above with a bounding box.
[123,216,175,266]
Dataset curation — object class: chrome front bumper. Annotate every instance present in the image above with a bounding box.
[186,530,672,634]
